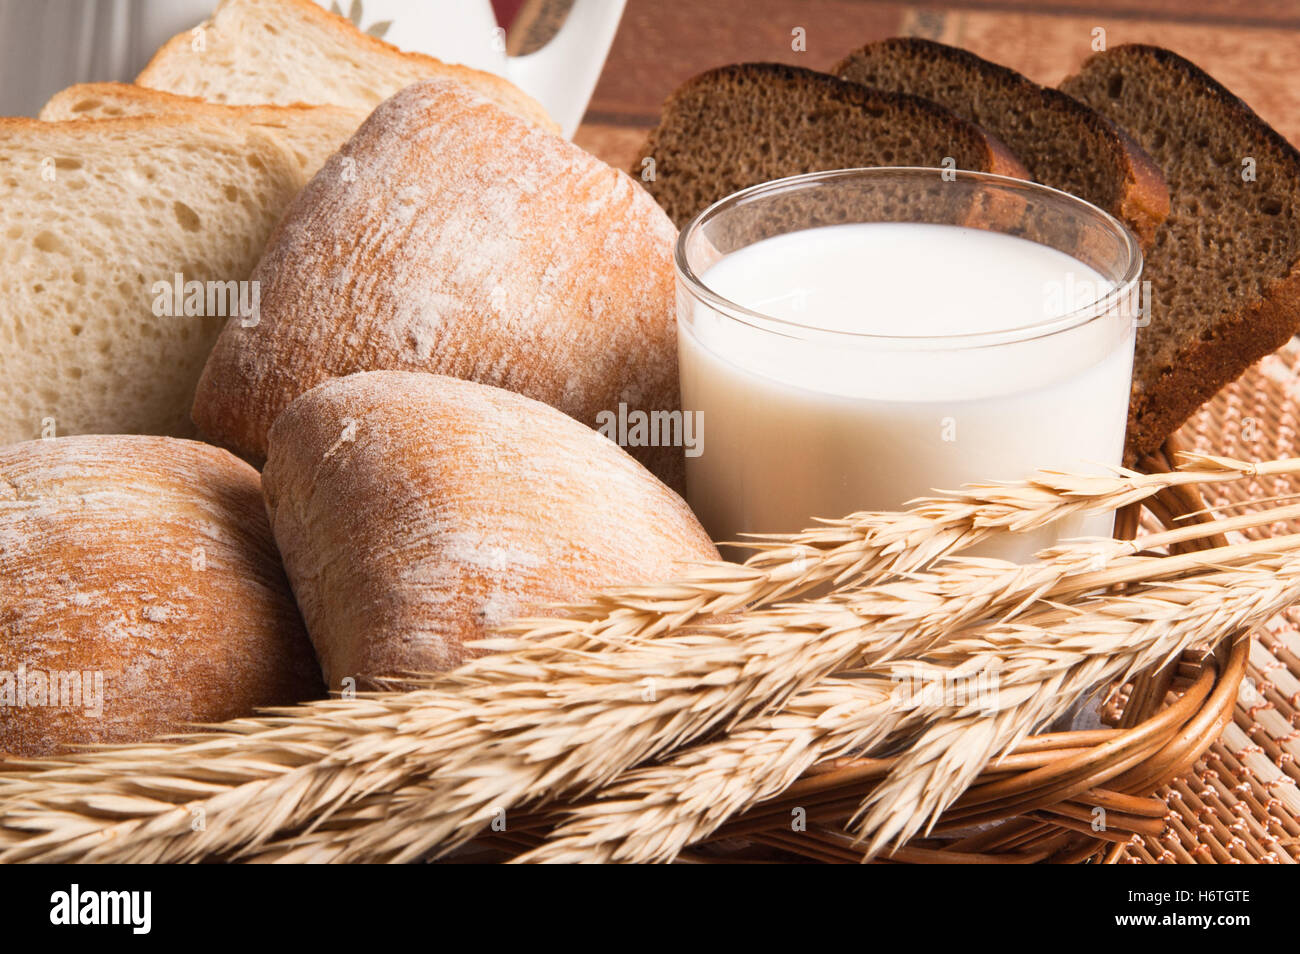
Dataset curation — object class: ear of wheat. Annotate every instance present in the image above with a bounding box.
[513,543,1296,863]
[0,452,1293,864]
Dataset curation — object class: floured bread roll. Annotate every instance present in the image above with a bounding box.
[192,77,683,489]
[0,436,323,757]
[261,371,719,688]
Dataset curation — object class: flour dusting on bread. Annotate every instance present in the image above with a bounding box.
[0,435,322,756]
[194,77,684,488]
[261,372,718,688]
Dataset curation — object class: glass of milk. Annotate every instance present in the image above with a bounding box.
[675,167,1144,562]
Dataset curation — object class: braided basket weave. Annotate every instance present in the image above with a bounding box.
[1110,342,1300,863]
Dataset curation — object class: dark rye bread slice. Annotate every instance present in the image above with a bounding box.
[1062,44,1300,458]
[834,38,1170,250]
[636,62,1028,227]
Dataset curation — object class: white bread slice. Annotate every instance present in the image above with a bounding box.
[136,0,558,133]
[40,82,366,179]
[0,116,304,446]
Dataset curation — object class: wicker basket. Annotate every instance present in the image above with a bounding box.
[461,443,1251,864]
[7,361,1293,864]
[1111,343,1300,864]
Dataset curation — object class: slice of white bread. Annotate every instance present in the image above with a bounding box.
[261,371,720,689]
[40,82,366,179]
[136,0,557,133]
[192,78,685,491]
[0,116,304,446]
[0,435,323,757]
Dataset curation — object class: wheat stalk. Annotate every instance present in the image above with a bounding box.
[247,486,1300,863]
[168,517,1300,863]
[513,540,1297,863]
[247,542,1289,864]
[203,532,1278,863]
[849,561,1284,855]
[480,451,1283,647]
[0,453,1293,864]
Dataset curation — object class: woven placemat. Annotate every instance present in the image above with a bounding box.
[1113,340,1300,863]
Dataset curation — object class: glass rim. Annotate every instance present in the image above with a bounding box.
[673,166,1145,351]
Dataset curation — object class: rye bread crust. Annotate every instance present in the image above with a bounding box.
[834,38,1169,249]
[1130,265,1300,461]
[1062,44,1300,459]
[637,61,1028,227]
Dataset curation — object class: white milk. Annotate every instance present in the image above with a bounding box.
[678,222,1136,562]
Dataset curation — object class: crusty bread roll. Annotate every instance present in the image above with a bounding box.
[0,436,323,757]
[261,372,719,689]
[192,77,684,490]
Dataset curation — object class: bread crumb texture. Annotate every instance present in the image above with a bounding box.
[0,116,302,446]
[135,0,556,131]
[1062,45,1300,455]
[638,61,1022,227]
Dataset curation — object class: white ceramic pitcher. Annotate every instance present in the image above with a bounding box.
[0,0,626,138]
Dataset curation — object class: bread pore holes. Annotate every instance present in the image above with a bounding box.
[172,201,202,232]
[32,231,66,254]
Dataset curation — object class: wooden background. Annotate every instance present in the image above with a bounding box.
[499,0,1300,171]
